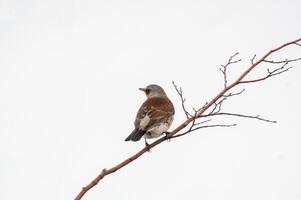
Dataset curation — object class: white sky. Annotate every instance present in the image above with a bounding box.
[1,0,301,200]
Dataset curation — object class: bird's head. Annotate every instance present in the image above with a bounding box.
[139,84,167,99]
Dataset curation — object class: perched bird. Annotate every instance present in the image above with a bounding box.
[125,84,175,143]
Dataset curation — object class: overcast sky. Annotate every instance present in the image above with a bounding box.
[1,0,301,200]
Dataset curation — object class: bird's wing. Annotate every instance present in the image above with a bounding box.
[135,97,174,130]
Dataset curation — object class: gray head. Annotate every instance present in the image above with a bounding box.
[139,84,167,99]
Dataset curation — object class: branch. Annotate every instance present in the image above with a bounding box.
[171,123,236,139]
[250,54,257,64]
[222,88,245,98]
[239,62,292,84]
[172,81,192,118]
[208,97,226,114]
[219,52,241,88]
[263,57,301,64]
[74,37,301,200]
[203,112,277,123]
[208,88,245,115]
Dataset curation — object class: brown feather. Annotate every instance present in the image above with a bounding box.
[135,97,174,130]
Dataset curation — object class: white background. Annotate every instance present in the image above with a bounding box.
[1,0,301,199]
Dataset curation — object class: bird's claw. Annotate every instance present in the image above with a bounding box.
[144,139,151,152]
[164,132,171,142]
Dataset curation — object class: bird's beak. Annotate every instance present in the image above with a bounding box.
[139,88,146,92]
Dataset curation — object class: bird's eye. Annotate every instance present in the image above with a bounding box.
[145,89,151,95]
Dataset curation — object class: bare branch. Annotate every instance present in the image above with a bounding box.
[223,88,245,98]
[204,112,276,123]
[168,112,212,140]
[191,123,237,132]
[171,123,236,139]
[193,102,209,115]
[194,119,212,126]
[172,81,192,118]
[75,37,301,200]
[208,97,226,114]
[185,110,198,133]
[208,88,245,115]
[239,62,292,84]
[263,57,301,64]
[220,52,242,88]
[251,54,257,64]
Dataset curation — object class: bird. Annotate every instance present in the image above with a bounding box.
[125,84,175,144]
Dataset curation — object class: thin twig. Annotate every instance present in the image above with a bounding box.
[263,57,301,64]
[208,97,226,114]
[203,112,276,123]
[171,123,236,139]
[191,124,237,132]
[194,102,209,115]
[220,52,241,88]
[223,88,245,98]
[172,81,192,118]
[194,119,212,126]
[251,54,257,64]
[240,62,292,84]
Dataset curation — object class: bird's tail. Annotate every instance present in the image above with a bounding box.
[125,128,146,142]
